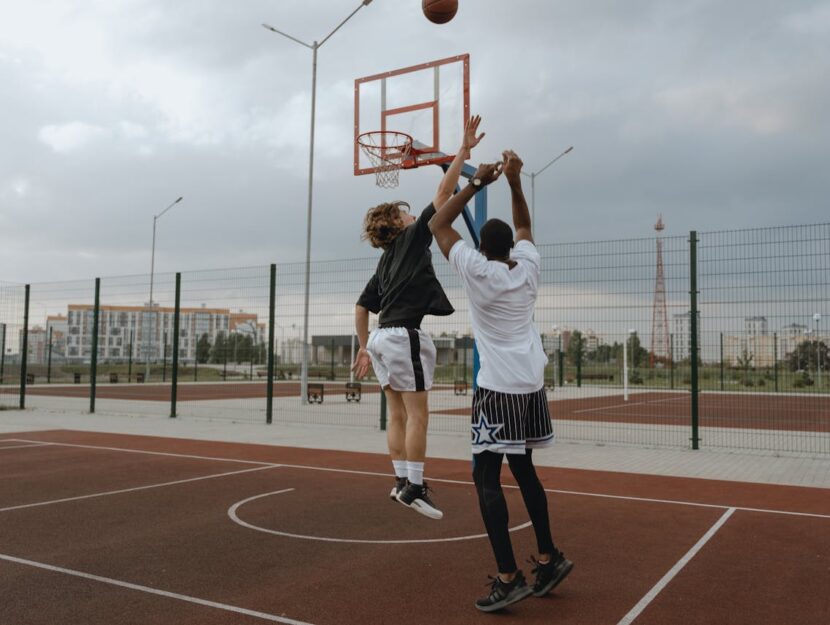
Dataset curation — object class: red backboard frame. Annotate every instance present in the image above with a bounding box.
[354,53,470,176]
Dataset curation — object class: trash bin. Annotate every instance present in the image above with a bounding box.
[26,373,35,385]
[136,372,145,383]
[74,373,81,384]
[109,372,119,384]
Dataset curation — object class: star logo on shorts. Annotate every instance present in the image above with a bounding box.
[472,412,504,445]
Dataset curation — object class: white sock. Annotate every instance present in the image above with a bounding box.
[392,460,408,479]
[407,461,424,486]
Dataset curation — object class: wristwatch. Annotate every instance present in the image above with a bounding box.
[470,177,482,189]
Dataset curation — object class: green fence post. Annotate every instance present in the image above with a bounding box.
[380,389,387,431]
[576,350,582,388]
[47,326,53,384]
[558,349,564,386]
[20,285,30,409]
[670,333,675,390]
[162,332,168,382]
[266,263,276,424]
[773,332,779,393]
[90,278,100,414]
[128,330,134,382]
[0,322,6,384]
[170,273,180,418]
[689,231,700,450]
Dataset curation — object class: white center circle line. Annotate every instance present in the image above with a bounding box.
[228,489,532,544]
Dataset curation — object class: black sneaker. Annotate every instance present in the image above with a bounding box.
[530,553,573,597]
[396,481,443,520]
[389,477,408,500]
[475,571,533,612]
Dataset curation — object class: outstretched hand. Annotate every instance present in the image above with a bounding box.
[351,348,371,380]
[462,115,485,156]
[473,160,504,186]
[502,149,524,182]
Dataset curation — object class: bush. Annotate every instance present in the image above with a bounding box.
[629,369,644,385]
[741,378,755,387]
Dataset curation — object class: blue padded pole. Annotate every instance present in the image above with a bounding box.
[441,162,486,390]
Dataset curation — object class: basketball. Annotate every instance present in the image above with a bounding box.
[422,0,458,24]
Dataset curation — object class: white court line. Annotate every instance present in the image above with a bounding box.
[8,439,274,466]
[0,552,314,625]
[6,439,830,520]
[0,465,279,512]
[0,443,49,451]
[616,508,736,625]
[573,395,688,414]
[228,489,534,544]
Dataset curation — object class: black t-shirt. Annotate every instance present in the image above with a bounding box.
[357,204,454,326]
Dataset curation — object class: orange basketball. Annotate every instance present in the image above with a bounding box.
[422,0,458,24]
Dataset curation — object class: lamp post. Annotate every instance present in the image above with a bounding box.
[815,313,822,388]
[623,329,636,401]
[263,0,374,405]
[146,196,183,381]
[520,146,573,233]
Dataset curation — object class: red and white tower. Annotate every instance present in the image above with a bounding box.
[650,215,670,366]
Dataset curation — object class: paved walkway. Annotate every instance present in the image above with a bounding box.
[2,405,829,489]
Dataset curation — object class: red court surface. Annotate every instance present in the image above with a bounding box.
[1,431,828,624]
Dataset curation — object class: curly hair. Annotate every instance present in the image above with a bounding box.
[361,201,410,248]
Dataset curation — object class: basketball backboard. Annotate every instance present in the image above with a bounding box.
[354,53,470,177]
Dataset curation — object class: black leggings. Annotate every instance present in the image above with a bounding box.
[472,450,556,574]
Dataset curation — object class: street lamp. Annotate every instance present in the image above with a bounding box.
[146,196,183,380]
[815,313,822,388]
[623,328,636,401]
[263,0,374,405]
[521,146,573,233]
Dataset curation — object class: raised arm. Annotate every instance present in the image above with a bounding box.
[432,115,484,209]
[503,150,533,244]
[429,161,503,259]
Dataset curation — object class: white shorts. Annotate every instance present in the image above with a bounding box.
[366,327,436,392]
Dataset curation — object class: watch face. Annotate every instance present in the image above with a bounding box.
[473,178,482,186]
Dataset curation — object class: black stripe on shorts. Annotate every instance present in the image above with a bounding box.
[407,328,425,391]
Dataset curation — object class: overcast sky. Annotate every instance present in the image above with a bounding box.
[2,0,829,284]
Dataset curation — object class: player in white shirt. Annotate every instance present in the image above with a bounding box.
[429,151,572,612]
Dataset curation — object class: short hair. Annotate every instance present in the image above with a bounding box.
[361,201,409,248]
[479,218,514,258]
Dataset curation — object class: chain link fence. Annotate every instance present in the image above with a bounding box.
[1,224,827,455]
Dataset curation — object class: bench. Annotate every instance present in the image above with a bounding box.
[345,382,361,402]
[307,383,324,404]
[109,373,119,384]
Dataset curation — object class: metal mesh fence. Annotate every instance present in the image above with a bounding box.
[697,225,830,454]
[4,223,828,455]
[0,282,25,409]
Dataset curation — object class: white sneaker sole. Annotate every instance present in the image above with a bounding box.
[409,498,443,520]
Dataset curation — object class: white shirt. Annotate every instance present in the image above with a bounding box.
[449,239,547,393]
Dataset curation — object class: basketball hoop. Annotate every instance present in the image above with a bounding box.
[357,131,413,188]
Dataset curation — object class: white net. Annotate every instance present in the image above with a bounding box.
[357,132,413,189]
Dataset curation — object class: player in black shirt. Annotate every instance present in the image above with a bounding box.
[352,116,485,520]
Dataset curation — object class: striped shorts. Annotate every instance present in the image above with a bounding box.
[471,386,554,455]
[366,327,436,392]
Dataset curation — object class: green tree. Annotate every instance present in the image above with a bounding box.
[628,332,649,368]
[196,333,211,364]
[567,330,585,366]
[210,333,227,364]
[787,340,829,373]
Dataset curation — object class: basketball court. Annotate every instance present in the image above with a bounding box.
[2,429,828,624]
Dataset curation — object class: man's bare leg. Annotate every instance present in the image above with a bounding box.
[385,388,409,498]
[396,391,443,519]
